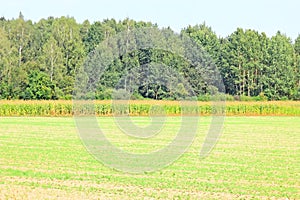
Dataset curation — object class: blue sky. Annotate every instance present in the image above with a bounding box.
[1,0,299,40]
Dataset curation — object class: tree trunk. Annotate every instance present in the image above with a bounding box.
[247,70,250,96]
[242,69,246,96]
[239,63,242,95]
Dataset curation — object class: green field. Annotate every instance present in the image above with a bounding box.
[0,117,299,199]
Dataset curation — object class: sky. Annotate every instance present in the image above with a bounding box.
[1,0,299,40]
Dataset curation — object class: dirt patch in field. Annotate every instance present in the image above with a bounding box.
[1,176,291,200]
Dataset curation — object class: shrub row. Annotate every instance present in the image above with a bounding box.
[0,100,299,116]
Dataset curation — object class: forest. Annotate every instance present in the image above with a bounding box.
[0,13,299,101]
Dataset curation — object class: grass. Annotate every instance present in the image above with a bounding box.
[0,116,299,199]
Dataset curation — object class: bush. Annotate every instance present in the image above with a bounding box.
[240,95,255,101]
[197,94,211,101]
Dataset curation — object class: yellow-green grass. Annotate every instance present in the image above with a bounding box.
[0,117,299,199]
[0,100,300,116]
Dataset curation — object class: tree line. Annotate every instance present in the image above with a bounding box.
[0,13,299,100]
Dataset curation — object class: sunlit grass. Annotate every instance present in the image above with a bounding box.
[0,116,299,199]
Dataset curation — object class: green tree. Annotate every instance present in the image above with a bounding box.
[22,71,56,100]
[0,28,18,99]
[83,21,105,53]
[0,14,299,100]
[52,16,86,96]
[292,35,300,99]
[220,28,247,96]
[0,15,35,99]
[182,23,221,64]
[41,36,64,83]
[264,32,295,100]
[219,29,271,98]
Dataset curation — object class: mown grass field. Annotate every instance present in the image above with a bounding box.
[0,116,299,199]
